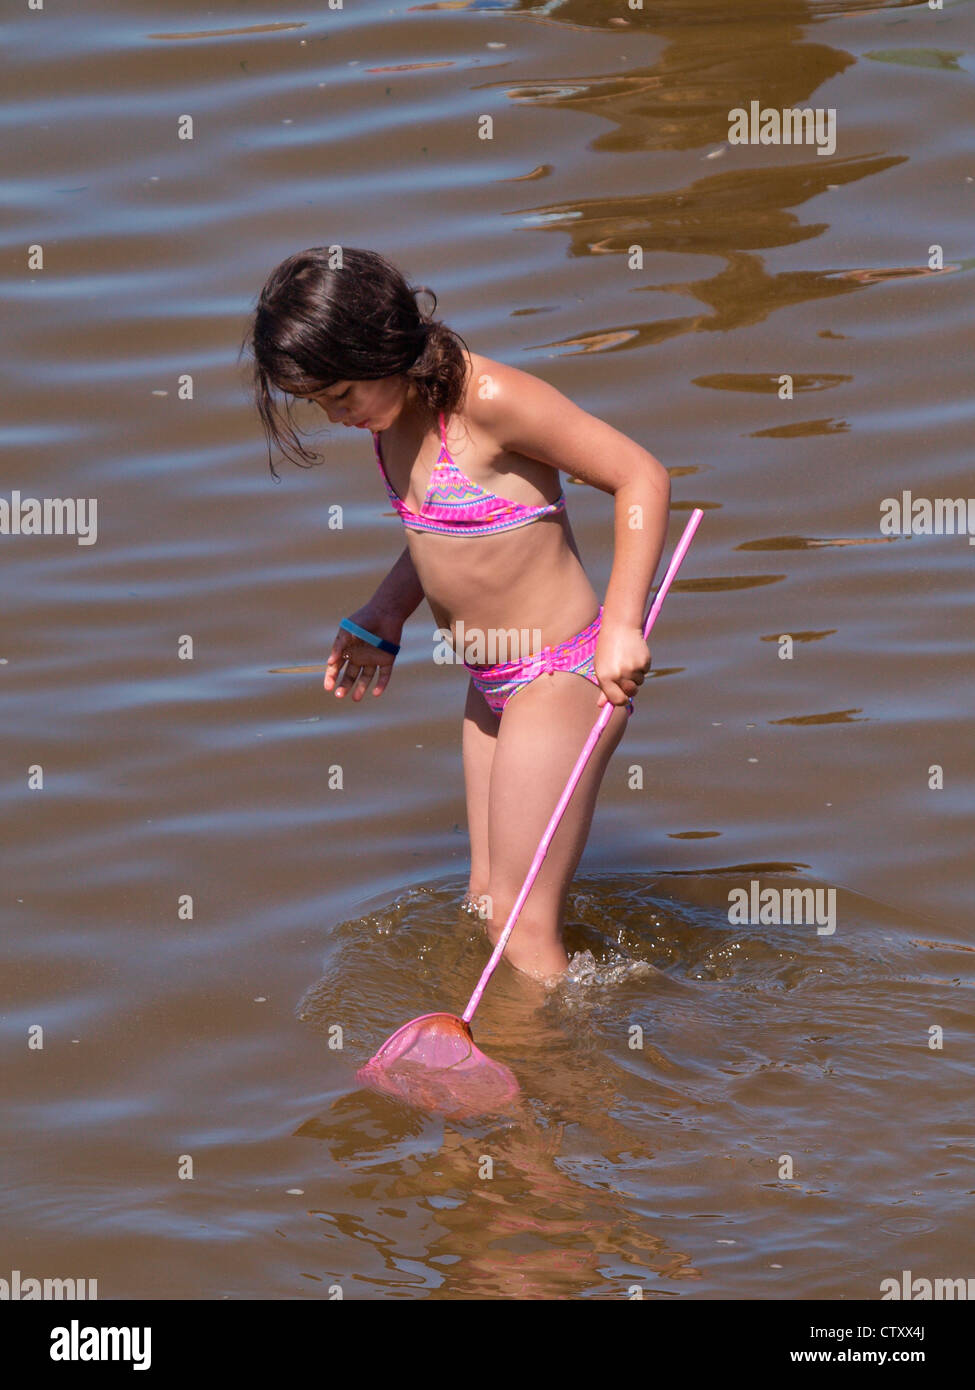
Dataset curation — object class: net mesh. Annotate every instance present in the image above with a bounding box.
[357,1012,520,1119]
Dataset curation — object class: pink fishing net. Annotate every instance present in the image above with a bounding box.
[357,1012,520,1120]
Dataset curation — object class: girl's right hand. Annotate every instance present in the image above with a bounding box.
[324,606,403,703]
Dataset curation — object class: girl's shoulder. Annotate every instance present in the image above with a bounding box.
[453,348,496,439]
[458,348,491,405]
[459,350,557,434]
[460,349,517,399]
[456,353,577,467]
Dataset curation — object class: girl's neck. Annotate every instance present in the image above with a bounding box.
[384,388,438,448]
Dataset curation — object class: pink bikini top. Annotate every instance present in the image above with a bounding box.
[372,412,566,537]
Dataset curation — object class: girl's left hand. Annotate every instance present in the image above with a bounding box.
[593,620,651,709]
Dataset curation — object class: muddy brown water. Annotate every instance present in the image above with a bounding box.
[2,0,973,1299]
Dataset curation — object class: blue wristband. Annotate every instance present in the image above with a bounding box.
[339,617,400,656]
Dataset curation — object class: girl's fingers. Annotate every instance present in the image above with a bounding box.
[324,632,397,702]
[372,663,394,697]
[350,664,378,701]
[334,661,360,697]
[324,636,351,691]
[324,656,341,691]
[357,655,398,700]
[596,673,641,707]
[595,677,627,708]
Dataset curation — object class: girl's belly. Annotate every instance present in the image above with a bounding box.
[404,512,600,648]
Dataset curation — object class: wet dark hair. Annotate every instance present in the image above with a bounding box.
[240,246,472,480]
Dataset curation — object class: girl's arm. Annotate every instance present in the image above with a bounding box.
[595,462,671,706]
[597,455,671,627]
[366,545,426,629]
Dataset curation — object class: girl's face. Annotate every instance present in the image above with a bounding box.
[301,375,410,433]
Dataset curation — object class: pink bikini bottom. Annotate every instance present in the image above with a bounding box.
[463,605,635,720]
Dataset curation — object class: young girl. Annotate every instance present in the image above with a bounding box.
[245,247,671,981]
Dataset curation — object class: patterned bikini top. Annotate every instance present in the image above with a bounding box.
[371,412,566,537]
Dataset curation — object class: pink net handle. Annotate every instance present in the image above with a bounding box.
[461,509,704,1025]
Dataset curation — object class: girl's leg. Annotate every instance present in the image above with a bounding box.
[485,672,630,978]
[461,678,499,903]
